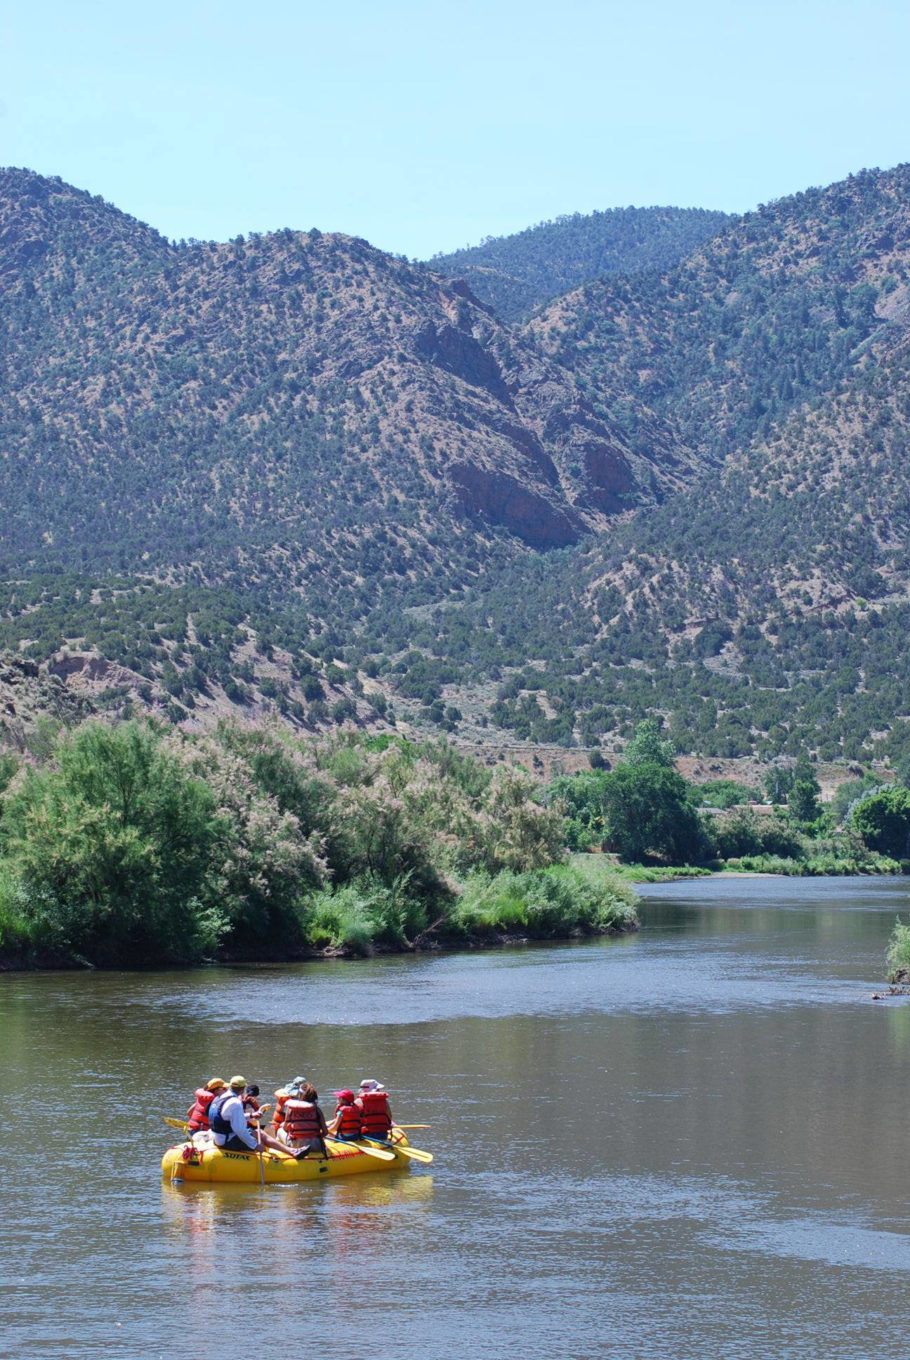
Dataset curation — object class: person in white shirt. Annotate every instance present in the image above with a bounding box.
[209,1075,289,1156]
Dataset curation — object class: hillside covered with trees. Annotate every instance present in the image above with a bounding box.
[4,165,910,767]
[424,206,732,321]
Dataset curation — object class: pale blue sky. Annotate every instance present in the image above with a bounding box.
[5,0,910,258]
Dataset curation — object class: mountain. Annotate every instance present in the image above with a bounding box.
[527,166,910,468]
[424,206,732,322]
[401,167,910,762]
[0,168,702,732]
[5,164,910,766]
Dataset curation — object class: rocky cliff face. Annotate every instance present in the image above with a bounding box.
[0,169,694,570]
[0,653,95,748]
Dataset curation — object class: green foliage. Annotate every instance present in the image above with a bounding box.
[0,715,647,966]
[623,717,676,768]
[1,722,223,964]
[549,768,612,850]
[886,917,910,980]
[692,779,758,809]
[599,761,706,864]
[828,773,883,826]
[788,777,821,824]
[476,765,567,872]
[449,864,638,938]
[707,807,804,861]
[849,786,910,858]
[304,876,427,953]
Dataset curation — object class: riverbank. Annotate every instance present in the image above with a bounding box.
[0,917,641,973]
[5,852,900,973]
[0,861,641,971]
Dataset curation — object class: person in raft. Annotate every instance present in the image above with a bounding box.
[280,1082,329,1158]
[209,1076,290,1157]
[271,1076,306,1137]
[241,1084,263,1118]
[356,1078,393,1141]
[326,1089,362,1141]
[186,1077,227,1132]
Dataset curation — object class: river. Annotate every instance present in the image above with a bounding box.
[2,876,910,1359]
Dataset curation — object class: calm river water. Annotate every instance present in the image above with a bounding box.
[3,876,910,1359]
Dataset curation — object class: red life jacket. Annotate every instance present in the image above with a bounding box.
[283,1099,323,1142]
[356,1091,392,1138]
[333,1100,362,1139]
[187,1088,216,1132]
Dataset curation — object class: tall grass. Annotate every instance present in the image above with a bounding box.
[449,864,638,939]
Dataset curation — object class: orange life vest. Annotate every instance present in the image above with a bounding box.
[356,1091,392,1138]
[187,1088,216,1132]
[283,1099,323,1143]
[273,1090,290,1130]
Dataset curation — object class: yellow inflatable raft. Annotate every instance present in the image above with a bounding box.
[162,1130,417,1185]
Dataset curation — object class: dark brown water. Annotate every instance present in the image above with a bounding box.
[3,876,910,1358]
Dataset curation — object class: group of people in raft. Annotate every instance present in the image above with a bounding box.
[185,1075,393,1160]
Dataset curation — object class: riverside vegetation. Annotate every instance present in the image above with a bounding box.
[0,719,638,969]
[0,716,903,971]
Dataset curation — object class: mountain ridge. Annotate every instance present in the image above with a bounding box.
[424,206,733,321]
[4,165,910,762]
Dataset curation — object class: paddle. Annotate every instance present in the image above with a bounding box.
[394,1124,430,1130]
[164,1117,189,1133]
[327,1135,396,1162]
[363,1136,433,1164]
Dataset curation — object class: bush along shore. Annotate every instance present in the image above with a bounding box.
[0,720,638,969]
[0,714,903,971]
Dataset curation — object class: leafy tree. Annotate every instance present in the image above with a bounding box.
[1,721,221,963]
[788,777,821,824]
[692,779,757,809]
[850,786,910,858]
[600,762,705,863]
[477,765,567,872]
[624,717,676,768]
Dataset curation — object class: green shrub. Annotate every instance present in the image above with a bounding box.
[303,874,429,952]
[692,779,758,809]
[0,861,34,956]
[450,865,638,938]
[2,722,224,965]
[887,917,910,980]
[709,808,804,860]
[850,786,910,858]
[304,884,375,955]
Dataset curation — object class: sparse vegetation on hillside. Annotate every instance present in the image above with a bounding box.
[426,206,731,321]
[5,166,910,764]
